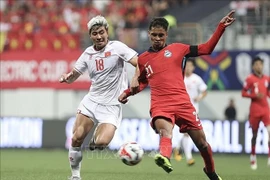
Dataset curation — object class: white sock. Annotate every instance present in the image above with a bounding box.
[69,146,82,177]
[250,154,256,162]
[181,135,193,161]
[176,139,182,150]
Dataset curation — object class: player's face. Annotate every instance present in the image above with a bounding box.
[252,61,263,75]
[148,26,168,51]
[90,26,109,50]
[185,61,195,76]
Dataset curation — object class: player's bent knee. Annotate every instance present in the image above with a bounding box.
[195,140,208,151]
[72,136,84,147]
[159,128,172,138]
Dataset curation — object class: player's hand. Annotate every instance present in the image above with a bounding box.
[256,93,263,99]
[194,97,200,102]
[130,76,139,95]
[59,72,73,83]
[220,10,236,27]
[118,92,129,104]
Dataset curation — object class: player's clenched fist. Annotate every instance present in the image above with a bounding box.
[59,70,80,84]
[118,92,129,104]
[59,72,73,83]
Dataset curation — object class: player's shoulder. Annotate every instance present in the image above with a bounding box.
[84,46,95,54]
[138,51,151,63]
[191,73,202,80]
[168,43,189,49]
[108,40,127,48]
[245,74,255,81]
[263,74,270,79]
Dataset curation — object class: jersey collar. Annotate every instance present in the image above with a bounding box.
[148,44,167,52]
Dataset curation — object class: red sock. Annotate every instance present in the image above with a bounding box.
[200,143,215,173]
[159,137,172,159]
[251,145,256,156]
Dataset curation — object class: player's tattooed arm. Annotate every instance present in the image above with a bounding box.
[59,69,81,84]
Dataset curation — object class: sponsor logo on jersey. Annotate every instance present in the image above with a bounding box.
[164,50,172,57]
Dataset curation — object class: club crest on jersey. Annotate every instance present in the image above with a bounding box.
[164,50,172,57]
[105,51,111,57]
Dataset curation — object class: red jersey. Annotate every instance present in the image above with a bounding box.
[138,43,191,110]
[242,74,270,115]
[136,23,226,111]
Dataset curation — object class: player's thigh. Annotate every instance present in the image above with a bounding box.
[74,95,97,138]
[73,113,95,139]
[153,117,174,137]
[93,104,122,144]
[150,109,175,136]
[249,115,261,132]
[94,123,117,144]
[175,103,202,133]
[262,111,270,127]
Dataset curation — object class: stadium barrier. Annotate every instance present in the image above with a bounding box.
[0,117,268,154]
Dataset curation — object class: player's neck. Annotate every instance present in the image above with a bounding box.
[150,44,167,52]
[253,72,263,78]
[94,41,108,51]
[185,73,192,77]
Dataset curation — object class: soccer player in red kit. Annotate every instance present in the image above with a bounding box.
[119,10,235,180]
[242,56,270,170]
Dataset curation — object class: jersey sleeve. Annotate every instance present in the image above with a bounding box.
[124,57,148,97]
[241,76,256,99]
[197,76,207,92]
[74,52,88,74]
[114,41,138,62]
[136,56,148,91]
[184,23,226,57]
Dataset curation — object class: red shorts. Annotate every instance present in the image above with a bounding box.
[150,103,203,133]
[249,110,270,130]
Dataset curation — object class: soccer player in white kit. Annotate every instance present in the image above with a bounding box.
[174,58,207,166]
[59,15,138,180]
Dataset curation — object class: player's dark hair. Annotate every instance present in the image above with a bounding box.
[252,56,263,66]
[149,17,169,31]
[186,57,196,67]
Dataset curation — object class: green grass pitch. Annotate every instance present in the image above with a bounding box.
[1,149,269,180]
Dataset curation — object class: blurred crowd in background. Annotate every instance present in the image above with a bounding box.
[0,0,191,52]
[0,0,269,52]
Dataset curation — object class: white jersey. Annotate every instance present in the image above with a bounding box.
[184,73,207,113]
[74,40,137,105]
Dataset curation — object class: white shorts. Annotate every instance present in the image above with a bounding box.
[77,94,122,129]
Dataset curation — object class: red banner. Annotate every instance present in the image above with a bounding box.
[0,51,91,89]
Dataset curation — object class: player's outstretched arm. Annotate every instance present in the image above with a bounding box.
[118,80,148,104]
[197,10,236,56]
[59,69,81,84]
[220,10,236,27]
[130,65,141,94]
[118,65,148,104]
